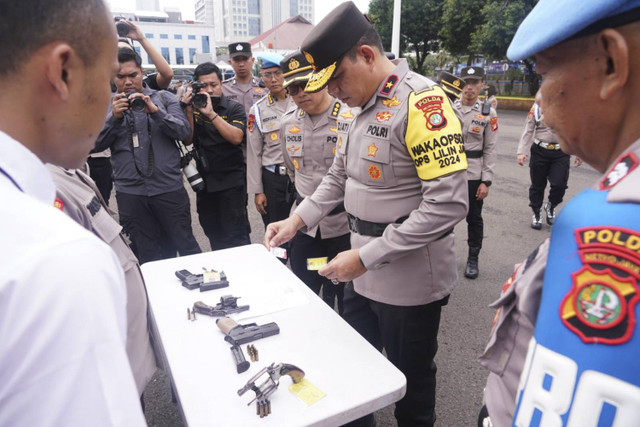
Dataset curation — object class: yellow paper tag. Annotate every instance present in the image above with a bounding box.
[289,378,326,406]
[306,257,328,271]
[203,271,220,283]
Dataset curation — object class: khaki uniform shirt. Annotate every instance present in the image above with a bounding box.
[246,94,293,194]
[280,99,350,239]
[296,59,469,306]
[222,77,267,115]
[454,99,498,181]
[46,165,157,395]
[479,138,640,426]
[516,102,558,155]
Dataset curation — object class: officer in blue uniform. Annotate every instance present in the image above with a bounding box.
[478,0,640,425]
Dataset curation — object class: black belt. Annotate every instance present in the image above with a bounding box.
[347,213,454,240]
[296,194,345,216]
[465,150,483,158]
[263,165,288,176]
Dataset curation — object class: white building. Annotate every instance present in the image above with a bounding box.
[195,0,313,44]
[112,10,216,68]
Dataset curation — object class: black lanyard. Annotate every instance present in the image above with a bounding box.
[125,111,155,178]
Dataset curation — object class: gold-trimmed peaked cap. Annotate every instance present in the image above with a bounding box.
[301,1,373,93]
[280,50,314,89]
[438,71,465,100]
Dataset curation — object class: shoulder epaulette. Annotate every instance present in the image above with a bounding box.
[330,101,341,118]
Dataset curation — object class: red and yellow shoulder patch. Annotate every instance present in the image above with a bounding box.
[54,199,64,210]
[491,116,498,132]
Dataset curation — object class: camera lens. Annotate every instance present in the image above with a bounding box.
[130,97,146,112]
[192,94,208,109]
[116,21,130,37]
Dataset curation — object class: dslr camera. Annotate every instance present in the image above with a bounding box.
[126,94,146,112]
[115,17,131,38]
[191,81,209,109]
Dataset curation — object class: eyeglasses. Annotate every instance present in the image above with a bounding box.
[261,70,283,80]
[287,83,307,96]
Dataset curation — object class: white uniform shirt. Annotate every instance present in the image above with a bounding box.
[0,131,145,426]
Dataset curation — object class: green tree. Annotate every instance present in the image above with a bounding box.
[472,0,538,94]
[368,0,443,72]
[440,0,486,65]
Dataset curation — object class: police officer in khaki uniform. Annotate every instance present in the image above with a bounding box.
[247,52,294,230]
[264,3,468,424]
[517,91,582,229]
[223,42,267,115]
[454,67,498,279]
[46,165,157,397]
[279,50,352,314]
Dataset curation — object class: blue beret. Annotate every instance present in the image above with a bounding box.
[508,0,640,60]
[257,52,284,69]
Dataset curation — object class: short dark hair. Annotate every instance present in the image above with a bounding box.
[344,27,385,63]
[118,47,142,68]
[0,0,110,76]
[194,62,222,82]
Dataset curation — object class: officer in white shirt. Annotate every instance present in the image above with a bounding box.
[0,1,145,425]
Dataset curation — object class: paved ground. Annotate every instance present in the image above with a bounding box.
[135,108,600,426]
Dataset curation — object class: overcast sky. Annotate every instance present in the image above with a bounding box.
[107,0,372,25]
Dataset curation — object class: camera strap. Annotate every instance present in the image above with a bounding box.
[125,111,155,178]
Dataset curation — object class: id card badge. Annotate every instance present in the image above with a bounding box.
[132,133,139,148]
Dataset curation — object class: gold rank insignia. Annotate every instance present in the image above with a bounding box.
[382,97,402,107]
[338,136,343,149]
[368,165,382,180]
[270,132,279,141]
[332,147,337,155]
[329,127,338,133]
[289,58,300,70]
[376,111,393,123]
[289,126,301,134]
[367,142,379,157]
[292,158,300,170]
[340,111,354,119]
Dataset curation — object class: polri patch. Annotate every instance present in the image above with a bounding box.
[600,153,638,190]
[491,116,498,132]
[248,114,255,133]
[560,227,640,345]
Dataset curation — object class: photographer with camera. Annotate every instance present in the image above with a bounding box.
[89,19,175,207]
[96,48,201,264]
[181,62,251,250]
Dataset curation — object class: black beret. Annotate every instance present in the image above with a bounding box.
[301,1,373,92]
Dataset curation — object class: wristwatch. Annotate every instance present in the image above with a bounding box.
[481,180,492,187]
